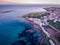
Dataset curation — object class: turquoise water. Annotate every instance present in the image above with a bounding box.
[0,5,40,45]
[0,14,32,45]
[0,5,59,45]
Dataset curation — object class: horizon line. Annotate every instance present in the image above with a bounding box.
[0,4,60,5]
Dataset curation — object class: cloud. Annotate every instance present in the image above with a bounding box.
[0,0,14,4]
[0,0,60,4]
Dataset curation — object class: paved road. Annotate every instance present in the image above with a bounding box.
[44,25,60,45]
[44,26,60,38]
[25,18,60,45]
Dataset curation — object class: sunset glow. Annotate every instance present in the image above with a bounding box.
[0,0,60,4]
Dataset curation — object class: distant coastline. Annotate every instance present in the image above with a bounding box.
[0,10,14,14]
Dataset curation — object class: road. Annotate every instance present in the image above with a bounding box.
[25,18,60,45]
[32,19,60,45]
[43,24,60,45]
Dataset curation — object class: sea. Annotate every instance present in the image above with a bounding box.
[0,4,60,45]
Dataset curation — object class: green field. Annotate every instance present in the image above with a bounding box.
[48,20,60,31]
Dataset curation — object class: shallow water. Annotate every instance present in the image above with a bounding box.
[0,5,60,45]
[0,12,33,45]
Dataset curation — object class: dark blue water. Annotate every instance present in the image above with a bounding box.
[0,15,32,45]
[0,5,35,45]
[0,5,60,45]
[0,5,45,45]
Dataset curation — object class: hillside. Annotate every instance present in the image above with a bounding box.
[22,12,49,18]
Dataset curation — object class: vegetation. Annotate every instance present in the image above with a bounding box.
[48,20,60,31]
[22,12,50,18]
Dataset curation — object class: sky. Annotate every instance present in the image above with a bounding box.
[0,0,60,4]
